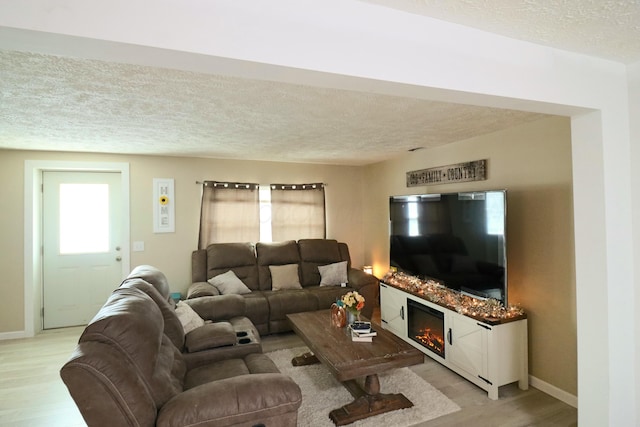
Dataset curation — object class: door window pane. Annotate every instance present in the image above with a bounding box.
[59,183,109,254]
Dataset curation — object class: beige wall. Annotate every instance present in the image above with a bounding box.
[0,150,366,333]
[363,116,577,395]
[1,115,576,395]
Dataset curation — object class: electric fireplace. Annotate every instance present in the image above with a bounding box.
[407,299,445,358]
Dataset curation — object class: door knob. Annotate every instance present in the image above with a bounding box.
[115,256,122,261]
[115,246,121,251]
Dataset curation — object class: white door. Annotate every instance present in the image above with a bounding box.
[42,171,124,329]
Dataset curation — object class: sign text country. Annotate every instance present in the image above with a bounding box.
[406,160,486,187]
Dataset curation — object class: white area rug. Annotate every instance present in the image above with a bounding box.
[267,346,460,427]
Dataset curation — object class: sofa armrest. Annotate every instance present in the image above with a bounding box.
[347,268,380,319]
[157,373,302,427]
[191,249,208,283]
[186,282,220,299]
[183,294,246,322]
[347,268,378,289]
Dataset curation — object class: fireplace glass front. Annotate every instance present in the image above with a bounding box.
[407,299,445,358]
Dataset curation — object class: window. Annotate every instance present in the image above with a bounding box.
[270,183,325,241]
[59,183,110,254]
[198,181,260,249]
[198,181,325,247]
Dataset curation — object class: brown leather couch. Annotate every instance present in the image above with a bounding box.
[187,239,379,335]
[61,266,302,427]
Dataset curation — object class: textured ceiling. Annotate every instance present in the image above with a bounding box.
[1,1,638,165]
[366,0,640,64]
[0,50,548,165]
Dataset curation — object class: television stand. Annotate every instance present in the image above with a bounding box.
[380,281,528,400]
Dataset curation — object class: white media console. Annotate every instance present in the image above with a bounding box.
[380,282,528,399]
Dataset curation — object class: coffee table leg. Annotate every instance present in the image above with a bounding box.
[291,351,319,366]
[329,373,413,426]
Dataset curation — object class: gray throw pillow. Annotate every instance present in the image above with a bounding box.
[269,264,302,290]
[208,270,252,295]
[175,301,205,333]
[318,261,348,286]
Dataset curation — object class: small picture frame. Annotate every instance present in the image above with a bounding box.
[153,178,175,233]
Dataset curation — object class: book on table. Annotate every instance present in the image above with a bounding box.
[349,325,377,342]
[350,321,372,333]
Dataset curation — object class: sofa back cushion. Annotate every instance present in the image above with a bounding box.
[256,240,301,290]
[120,277,186,350]
[206,242,259,290]
[61,340,159,427]
[77,288,186,408]
[126,264,172,301]
[298,239,348,287]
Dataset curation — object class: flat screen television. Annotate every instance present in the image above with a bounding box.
[389,190,507,305]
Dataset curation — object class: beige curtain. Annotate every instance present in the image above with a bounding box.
[270,183,325,242]
[198,181,260,248]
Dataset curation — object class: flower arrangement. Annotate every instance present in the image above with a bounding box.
[339,291,365,314]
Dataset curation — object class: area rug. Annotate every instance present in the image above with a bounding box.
[267,346,460,427]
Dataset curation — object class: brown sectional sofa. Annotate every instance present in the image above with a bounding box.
[61,265,302,427]
[188,239,379,335]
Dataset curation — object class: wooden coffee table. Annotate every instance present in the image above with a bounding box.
[287,310,424,425]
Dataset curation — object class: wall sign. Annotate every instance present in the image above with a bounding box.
[406,159,487,187]
[153,178,175,233]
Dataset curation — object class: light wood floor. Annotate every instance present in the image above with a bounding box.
[0,324,577,427]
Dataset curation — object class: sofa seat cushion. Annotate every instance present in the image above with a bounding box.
[265,289,319,321]
[158,373,301,427]
[184,322,237,353]
[307,285,353,310]
[242,291,270,325]
[184,353,280,390]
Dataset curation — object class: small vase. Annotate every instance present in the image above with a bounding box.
[346,310,360,326]
[330,303,346,328]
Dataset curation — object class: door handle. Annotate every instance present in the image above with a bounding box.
[115,246,121,251]
[115,256,122,262]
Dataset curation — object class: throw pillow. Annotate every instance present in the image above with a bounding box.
[269,264,302,290]
[318,261,348,286]
[207,270,252,295]
[175,301,205,333]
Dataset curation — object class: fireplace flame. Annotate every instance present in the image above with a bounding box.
[415,328,444,356]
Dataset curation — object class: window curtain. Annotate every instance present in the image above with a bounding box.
[198,181,259,249]
[270,183,325,242]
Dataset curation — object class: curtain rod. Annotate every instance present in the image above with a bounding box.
[196,181,326,188]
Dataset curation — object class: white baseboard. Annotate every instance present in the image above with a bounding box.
[0,330,27,341]
[529,375,577,408]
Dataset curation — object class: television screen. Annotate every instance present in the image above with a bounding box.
[389,190,507,304]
